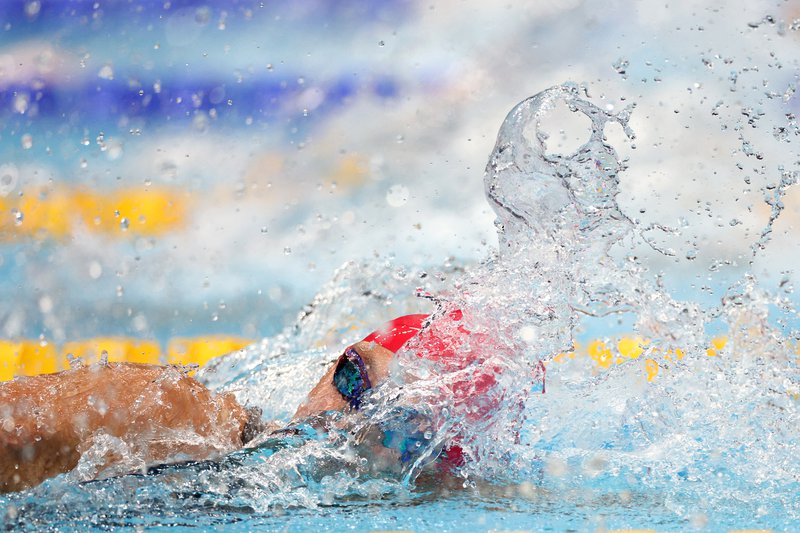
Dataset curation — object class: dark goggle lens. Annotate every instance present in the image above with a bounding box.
[333,357,365,401]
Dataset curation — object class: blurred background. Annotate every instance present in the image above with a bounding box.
[0,0,798,371]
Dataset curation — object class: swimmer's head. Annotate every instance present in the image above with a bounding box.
[292,315,428,420]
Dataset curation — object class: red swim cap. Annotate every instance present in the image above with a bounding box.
[362,311,544,470]
[361,309,495,394]
[362,313,429,353]
[362,310,497,470]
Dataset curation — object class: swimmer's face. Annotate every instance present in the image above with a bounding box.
[292,341,394,421]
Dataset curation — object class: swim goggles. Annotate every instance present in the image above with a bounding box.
[333,347,372,409]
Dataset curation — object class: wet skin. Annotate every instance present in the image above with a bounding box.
[0,341,394,492]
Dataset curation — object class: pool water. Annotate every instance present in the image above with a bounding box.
[2,1,800,531]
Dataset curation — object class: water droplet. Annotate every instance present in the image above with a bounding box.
[192,112,209,132]
[106,140,123,160]
[132,314,148,332]
[99,350,109,366]
[283,247,292,255]
[24,0,41,18]
[79,158,88,169]
[20,134,32,149]
[38,296,53,313]
[116,285,124,297]
[97,64,114,80]
[386,184,409,207]
[89,261,102,279]
[0,164,19,197]
[612,57,629,78]
[119,217,129,231]
[66,353,83,369]
[11,208,23,226]
[378,40,385,47]
[160,160,178,180]
[194,6,211,24]
[13,93,29,114]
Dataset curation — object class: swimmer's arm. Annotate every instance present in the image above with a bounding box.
[0,363,249,492]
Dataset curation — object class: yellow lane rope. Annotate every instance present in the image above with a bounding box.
[0,187,188,240]
[0,335,742,383]
[0,332,797,391]
[0,155,373,241]
[551,336,700,383]
[0,336,253,381]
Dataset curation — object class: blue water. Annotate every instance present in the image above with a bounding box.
[4,465,795,531]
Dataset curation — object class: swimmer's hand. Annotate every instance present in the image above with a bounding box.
[0,362,249,492]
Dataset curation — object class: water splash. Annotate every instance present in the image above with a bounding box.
[456,84,800,523]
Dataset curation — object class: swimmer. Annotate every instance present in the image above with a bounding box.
[0,312,542,492]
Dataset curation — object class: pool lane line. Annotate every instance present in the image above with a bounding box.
[0,187,189,240]
[0,335,744,383]
[0,335,253,381]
